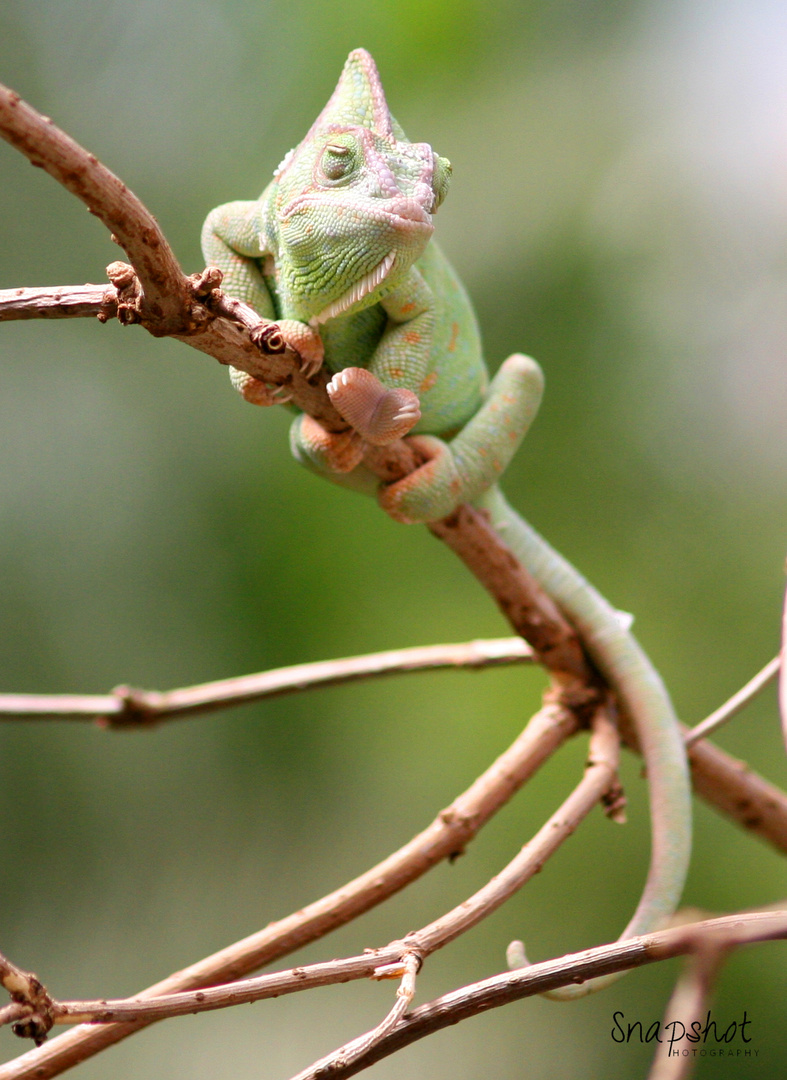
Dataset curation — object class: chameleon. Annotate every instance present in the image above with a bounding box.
[202,48,692,996]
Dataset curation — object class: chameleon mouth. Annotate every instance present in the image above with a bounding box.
[311,251,396,325]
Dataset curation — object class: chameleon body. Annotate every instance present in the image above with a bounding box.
[202,49,691,994]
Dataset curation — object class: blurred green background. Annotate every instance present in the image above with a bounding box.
[1,1,785,1077]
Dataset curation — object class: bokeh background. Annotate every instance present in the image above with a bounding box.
[1,1,786,1077]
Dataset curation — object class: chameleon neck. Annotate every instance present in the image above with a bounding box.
[476,485,692,997]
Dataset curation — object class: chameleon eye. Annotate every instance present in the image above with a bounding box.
[320,143,355,182]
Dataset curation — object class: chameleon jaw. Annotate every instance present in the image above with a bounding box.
[310,250,396,325]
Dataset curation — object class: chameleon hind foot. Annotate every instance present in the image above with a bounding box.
[327,367,421,445]
[379,353,545,524]
[229,367,293,406]
[378,435,462,523]
[291,413,365,474]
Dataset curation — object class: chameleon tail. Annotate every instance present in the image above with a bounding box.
[476,485,692,998]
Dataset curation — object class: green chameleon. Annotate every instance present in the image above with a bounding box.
[202,48,691,995]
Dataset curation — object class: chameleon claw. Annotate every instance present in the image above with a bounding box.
[299,355,322,379]
[393,402,420,423]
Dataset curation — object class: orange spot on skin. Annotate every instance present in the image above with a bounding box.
[400,301,417,314]
[448,322,460,352]
[403,331,422,345]
[419,372,438,393]
[390,367,404,380]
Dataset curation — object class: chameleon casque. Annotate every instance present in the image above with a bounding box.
[202,48,692,995]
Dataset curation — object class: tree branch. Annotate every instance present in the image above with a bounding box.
[0,637,533,723]
[0,85,186,329]
[0,284,117,322]
[685,655,780,747]
[1,705,616,1055]
[2,73,785,1080]
[0,704,578,1080]
[294,909,787,1080]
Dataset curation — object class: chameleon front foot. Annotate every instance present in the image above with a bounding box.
[274,319,324,378]
[327,367,421,445]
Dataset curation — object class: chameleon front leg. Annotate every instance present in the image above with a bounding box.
[289,268,440,475]
[201,201,324,402]
[201,200,277,317]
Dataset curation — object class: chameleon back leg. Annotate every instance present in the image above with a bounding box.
[378,352,545,523]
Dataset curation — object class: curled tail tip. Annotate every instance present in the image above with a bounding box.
[502,352,544,390]
[506,939,529,970]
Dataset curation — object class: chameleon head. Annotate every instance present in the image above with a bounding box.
[266,49,451,324]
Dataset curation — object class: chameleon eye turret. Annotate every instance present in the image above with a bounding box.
[430,154,451,211]
[319,141,357,183]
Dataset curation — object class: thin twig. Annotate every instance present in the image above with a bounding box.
[0,284,117,322]
[18,953,402,1028]
[0,704,577,1080]
[0,638,533,723]
[291,910,787,1080]
[290,954,421,1080]
[685,655,780,747]
[2,705,611,1040]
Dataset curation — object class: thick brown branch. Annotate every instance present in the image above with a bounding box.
[687,737,787,853]
[0,84,187,328]
[429,507,597,698]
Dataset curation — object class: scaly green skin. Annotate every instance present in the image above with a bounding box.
[202,48,692,996]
